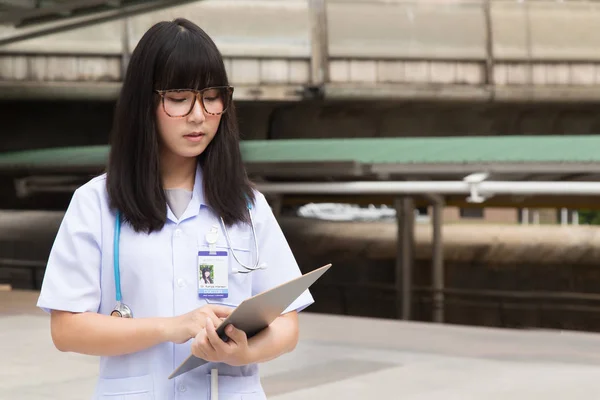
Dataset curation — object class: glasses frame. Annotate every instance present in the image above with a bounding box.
[154,86,234,118]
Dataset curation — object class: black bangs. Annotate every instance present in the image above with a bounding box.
[153,19,228,91]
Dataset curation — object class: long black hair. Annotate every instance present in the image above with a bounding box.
[106,18,254,233]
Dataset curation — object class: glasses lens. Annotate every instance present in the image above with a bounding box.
[162,90,196,117]
[202,87,230,115]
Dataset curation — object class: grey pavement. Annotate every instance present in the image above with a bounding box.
[1,290,600,399]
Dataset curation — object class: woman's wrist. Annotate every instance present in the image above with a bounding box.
[241,341,257,365]
[157,316,177,343]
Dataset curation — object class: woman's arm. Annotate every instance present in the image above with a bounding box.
[51,304,233,357]
[245,311,299,363]
[51,311,171,356]
[191,311,300,366]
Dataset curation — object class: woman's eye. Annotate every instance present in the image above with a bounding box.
[166,97,188,103]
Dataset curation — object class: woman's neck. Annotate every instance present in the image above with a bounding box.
[161,152,197,191]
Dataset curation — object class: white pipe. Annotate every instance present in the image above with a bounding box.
[255,181,600,196]
[483,182,600,195]
[256,181,467,194]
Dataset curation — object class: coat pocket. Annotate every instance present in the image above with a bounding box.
[96,374,154,399]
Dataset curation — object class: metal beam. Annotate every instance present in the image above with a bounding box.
[15,179,600,205]
[256,181,600,197]
[308,0,329,88]
[259,194,600,211]
[323,82,600,103]
[0,81,306,102]
[248,161,363,179]
[394,197,414,320]
[0,0,111,25]
[371,162,600,177]
[0,0,36,8]
[0,0,201,47]
[430,196,444,323]
[482,0,494,88]
[324,82,490,102]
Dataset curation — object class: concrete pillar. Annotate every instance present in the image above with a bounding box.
[431,197,445,323]
[394,197,415,320]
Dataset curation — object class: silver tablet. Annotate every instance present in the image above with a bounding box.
[169,263,332,379]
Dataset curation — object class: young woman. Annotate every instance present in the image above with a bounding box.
[201,267,214,285]
[37,18,313,399]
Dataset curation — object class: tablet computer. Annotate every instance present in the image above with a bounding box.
[169,263,332,379]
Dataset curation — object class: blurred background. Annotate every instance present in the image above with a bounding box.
[3,1,600,398]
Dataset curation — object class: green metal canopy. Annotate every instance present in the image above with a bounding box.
[1,135,600,180]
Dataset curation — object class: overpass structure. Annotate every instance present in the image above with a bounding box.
[2,0,600,102]
[2,135,600,322]
[2,1,600,325]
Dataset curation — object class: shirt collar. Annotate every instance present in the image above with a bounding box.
[166,162,206,223]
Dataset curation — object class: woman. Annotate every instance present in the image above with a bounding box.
[37,18,313,399]
[201,267,214,285]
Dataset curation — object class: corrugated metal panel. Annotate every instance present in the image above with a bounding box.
[0,145,108,171]
[2,136,600,173]
[240,135,600,164]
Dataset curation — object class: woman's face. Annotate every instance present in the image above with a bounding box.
[204,270,210,278]
[156,89,223,160]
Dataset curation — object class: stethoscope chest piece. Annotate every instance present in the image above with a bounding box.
[111,301,133,318]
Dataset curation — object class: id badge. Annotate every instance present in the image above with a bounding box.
[198,250,229,298]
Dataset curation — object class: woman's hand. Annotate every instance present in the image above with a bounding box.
[191,318,251,367]
[166,305,232,344]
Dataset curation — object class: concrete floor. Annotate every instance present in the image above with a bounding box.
[2,290,600,399]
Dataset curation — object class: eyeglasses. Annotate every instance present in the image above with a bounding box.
[154,86,234,117]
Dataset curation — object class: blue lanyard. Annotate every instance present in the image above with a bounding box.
[114,210,123,302]
[113,199,260,305]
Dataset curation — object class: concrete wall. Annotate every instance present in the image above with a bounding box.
[0,210,596,332]
[442,207,518,224]
[267,101,600,139]
[280,217,600,332]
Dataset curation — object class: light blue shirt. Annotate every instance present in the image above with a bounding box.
[37,164,314,399]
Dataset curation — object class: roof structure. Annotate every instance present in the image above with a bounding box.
[242,135,600,164]
[0,136,600,208]
[241,135,600,181]
[2,135,600,179]
[0,0,198,46]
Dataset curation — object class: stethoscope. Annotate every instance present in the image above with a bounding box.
[111,202,265,318]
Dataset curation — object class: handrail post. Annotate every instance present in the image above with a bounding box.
[308,0,329,87]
